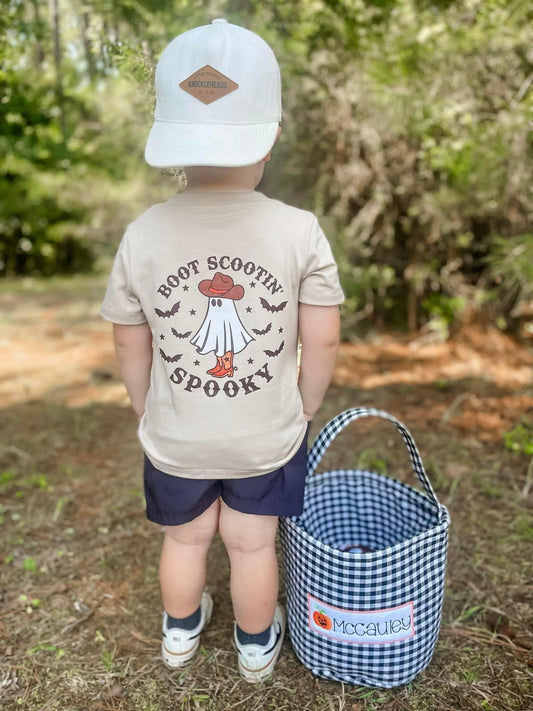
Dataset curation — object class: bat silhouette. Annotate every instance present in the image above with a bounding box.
[264,340,285,358]
[159,348,183,363]
[251,323,272,336]
[155,301,180,318]
[171,328,192,339]
[260,297,287,313]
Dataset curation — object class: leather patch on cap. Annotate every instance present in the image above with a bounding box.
[179,65,238,105]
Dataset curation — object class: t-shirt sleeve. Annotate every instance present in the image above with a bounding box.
[100,231,148,325]
[299,217,344,306]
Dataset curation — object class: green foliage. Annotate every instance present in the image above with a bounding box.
[504,419,533,457]
[421,294,467,339]
[357,448,387,474]
[0,4,96,276]
[0,0,224,277]
[28,643,66,659]
[23,557,37,572]
[1,0,532,334]
[262,0,533,333]
[486,234,533,319]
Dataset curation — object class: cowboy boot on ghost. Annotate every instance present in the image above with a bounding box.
[190,272,254,378]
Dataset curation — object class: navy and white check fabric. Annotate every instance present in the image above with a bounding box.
[279,408,450,688]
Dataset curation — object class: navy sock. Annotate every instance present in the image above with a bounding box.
[236,623,271,646]
[166,605,201,630]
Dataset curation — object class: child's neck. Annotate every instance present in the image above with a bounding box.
[183,164,265,193]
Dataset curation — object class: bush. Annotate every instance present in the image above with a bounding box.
[2,0,532,337]
[262,0,533,334]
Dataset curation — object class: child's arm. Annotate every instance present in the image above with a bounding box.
[113,323,153,418]
[298,304,341,422]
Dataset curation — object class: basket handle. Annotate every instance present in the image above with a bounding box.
[308,407,442,514]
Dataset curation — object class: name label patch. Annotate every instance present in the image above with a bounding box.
[308,595,415,645]
[179,65,238,105]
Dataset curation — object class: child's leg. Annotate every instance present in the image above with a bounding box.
[159,498,220,618]
[218,499,278,633]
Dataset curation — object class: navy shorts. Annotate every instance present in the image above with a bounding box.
[144,425,310,526]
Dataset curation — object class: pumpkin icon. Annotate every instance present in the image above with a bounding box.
[313,608,332,630]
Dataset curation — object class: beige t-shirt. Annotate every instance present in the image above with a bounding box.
[101,190,344,479]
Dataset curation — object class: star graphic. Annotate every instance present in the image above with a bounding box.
[248,358,254,365]
[279,327,284,334]
[249,282,256,288]
[183,285,189,292]
[190,309,196,315]
[194,360,200,366]
[160,333,165,340]
[246,307,252,313]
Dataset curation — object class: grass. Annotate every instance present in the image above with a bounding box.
[0,274,532,710]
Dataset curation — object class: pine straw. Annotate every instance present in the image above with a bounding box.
[1,393,531,711]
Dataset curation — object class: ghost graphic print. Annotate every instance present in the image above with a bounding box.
[190,272,254,378]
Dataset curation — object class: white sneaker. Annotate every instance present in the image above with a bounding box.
[234,603,286,683]
[161,591,213,668]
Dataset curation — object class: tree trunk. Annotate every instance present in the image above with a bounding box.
[30,0,46,69]
[49,0,66,138]
[80,9,97,83]
[407,283,418,334]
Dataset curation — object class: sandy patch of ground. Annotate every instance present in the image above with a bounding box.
[1,284,531,444]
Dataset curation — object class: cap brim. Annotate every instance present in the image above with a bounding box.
[144,120,279,168]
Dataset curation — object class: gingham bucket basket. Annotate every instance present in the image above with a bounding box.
[279,408,450,688]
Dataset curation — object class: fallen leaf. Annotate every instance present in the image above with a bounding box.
[104,683,123,699]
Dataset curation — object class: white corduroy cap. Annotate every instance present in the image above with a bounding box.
[144,19,282,168]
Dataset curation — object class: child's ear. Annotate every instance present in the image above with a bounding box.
[262,125,282,163]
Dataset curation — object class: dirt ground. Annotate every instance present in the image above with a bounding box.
[1,274,532,711]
